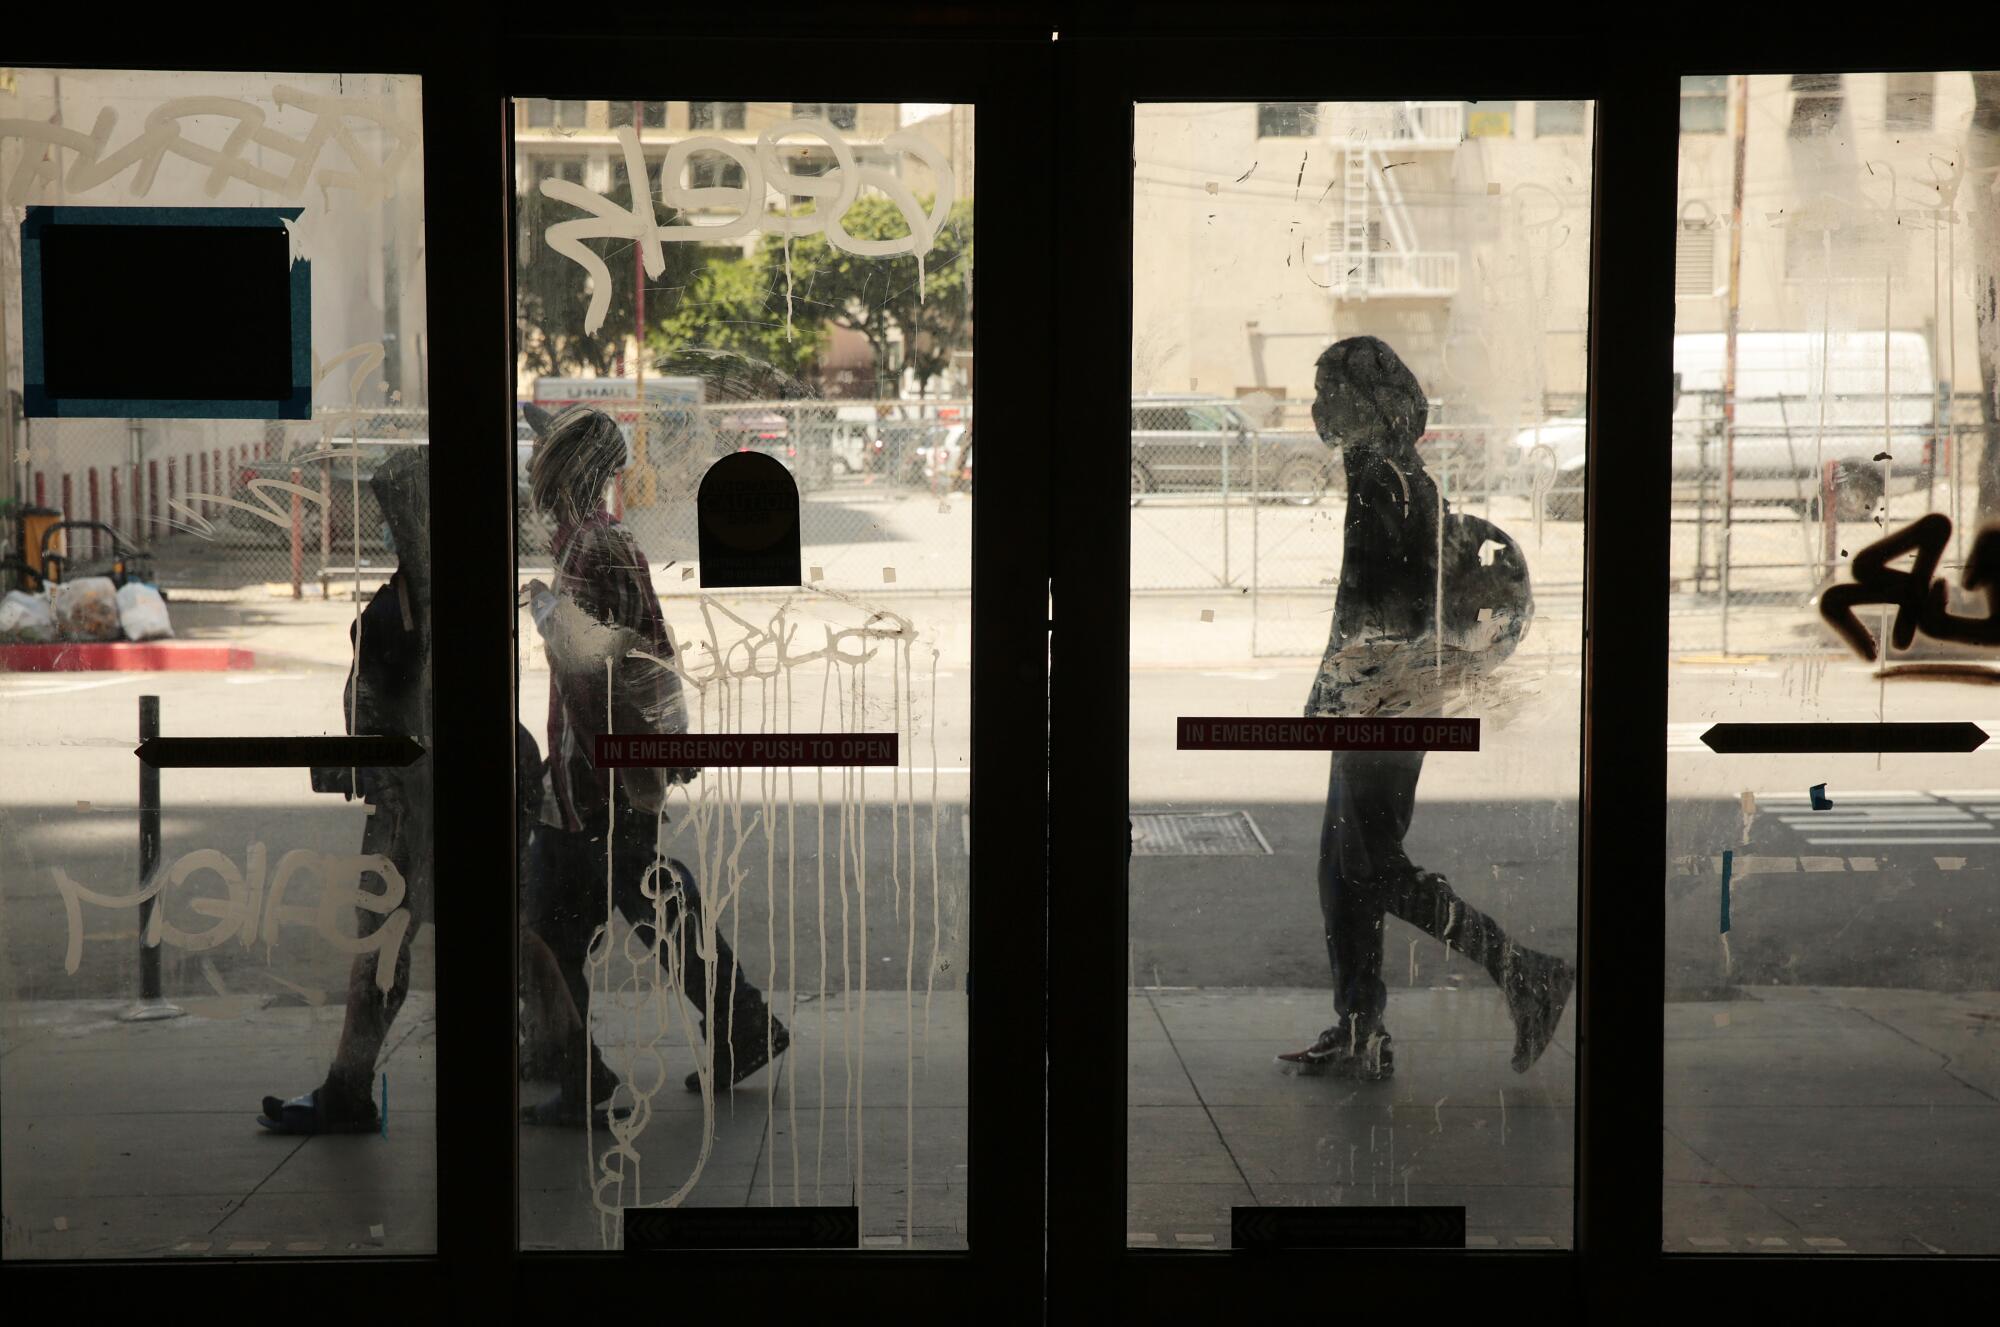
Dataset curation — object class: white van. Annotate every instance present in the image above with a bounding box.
[1516,331,1940,519]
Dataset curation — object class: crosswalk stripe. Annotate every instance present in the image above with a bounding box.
[1804,835,2000,844]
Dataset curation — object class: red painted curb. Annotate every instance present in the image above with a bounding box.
[0,643,256,672]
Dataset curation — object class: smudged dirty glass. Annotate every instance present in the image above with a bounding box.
[0,67,435,1258]
[1664,70,2000,1256]
[512,97,972,1251]
[1128,99,1590,1250]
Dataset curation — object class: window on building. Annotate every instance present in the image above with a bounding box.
[689,100,747,130]
[792,101,858,130]
[1675,202,1717,298]
[552,99,588,129]
[785,154,829,207]
[607,100,667,129]
[547,157,586,186]
[1680,75,1728,133]
[1255,102,1317,137]
[526,99,552,128]
[687,152,747,191]
[1885,71,1935,129]
[1536,100,1588,136]
[1789,72,1844,138]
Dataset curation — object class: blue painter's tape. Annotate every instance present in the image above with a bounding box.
[1719,850,1732,934]
[1809,783,1833,810]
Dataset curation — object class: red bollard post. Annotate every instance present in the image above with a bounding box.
[290,466,304,599]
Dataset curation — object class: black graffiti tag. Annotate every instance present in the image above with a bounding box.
[1819,512,2000,658]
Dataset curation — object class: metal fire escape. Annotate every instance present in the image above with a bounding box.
[1320,101,1463,300]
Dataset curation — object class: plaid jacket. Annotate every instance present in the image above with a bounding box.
[547,509,674,831]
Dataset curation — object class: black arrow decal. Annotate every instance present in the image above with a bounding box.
[134,735,426,769]
[1699,722,1988,755]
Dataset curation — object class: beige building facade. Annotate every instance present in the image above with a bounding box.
[1135,77,1990,427]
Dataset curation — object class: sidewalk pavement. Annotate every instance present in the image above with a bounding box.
[1132,985,2000,1254]
[6,984,1995,1257]
[1,988,971,1257]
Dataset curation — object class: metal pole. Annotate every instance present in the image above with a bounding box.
[632,99,648,509]
[320,455,331,588]
[138,696,160,997]
[1250,429,1261,654]
[123,695,182,1022]
[1719,74,1751,655]
[290,466,304,599]
[1219,424,1230,587]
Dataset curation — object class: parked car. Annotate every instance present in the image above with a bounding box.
[1130,394,1333,505]
[229,443,397,548]
[1513,331,1940,521]
[873,418,946,484]
[914,423,971,491]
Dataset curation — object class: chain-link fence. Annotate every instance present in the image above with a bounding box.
[1128,388,1993,658]
[1664,390,1986,655]
[1127,395,1571,655]
[11,399,975,600]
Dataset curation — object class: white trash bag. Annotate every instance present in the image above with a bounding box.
[0,589,57,642]
[116,581,173,641]
[52,576,124,641]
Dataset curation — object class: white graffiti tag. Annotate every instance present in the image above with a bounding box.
[542,119,956,334]
[54,843,412,992]
[166,342,391,540]
[0,86,418,212]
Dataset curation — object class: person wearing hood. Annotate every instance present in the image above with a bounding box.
[258,447,435,1133]
[1278,336,1574,1083]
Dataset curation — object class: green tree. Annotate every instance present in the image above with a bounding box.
[651,250,830,383]
[515,171,703,378]
[775,195,973,397]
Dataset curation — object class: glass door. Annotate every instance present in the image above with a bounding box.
[509,93,977,1252]
[1125,95,1594,1250]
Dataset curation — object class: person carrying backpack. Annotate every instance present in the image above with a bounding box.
[1278,336,1574,1083]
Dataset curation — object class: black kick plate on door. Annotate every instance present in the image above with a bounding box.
[1233,1206,1465,1250]
[624,1205,859,1250]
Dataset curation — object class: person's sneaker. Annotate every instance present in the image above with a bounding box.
[1503,947,1575,1073]
[1276,1018,1394,1081]
[685,1013,792,1093]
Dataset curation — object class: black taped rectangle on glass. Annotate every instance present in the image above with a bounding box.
[1231,1205,1466,1250]
[623,1205,859,1250]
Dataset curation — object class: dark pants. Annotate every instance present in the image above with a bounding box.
[1317,750,1514,1025]
[525,801,764,1064]
[323,773,429,1109]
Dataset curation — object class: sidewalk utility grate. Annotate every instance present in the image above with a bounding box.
[1131,811,1272,856]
